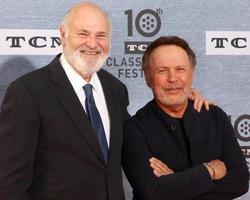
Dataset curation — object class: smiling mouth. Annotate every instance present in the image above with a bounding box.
[166,88,182,94]
[80,50,101,55]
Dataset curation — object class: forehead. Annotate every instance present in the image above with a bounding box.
[149,45,190,66]
[68,5,110,33]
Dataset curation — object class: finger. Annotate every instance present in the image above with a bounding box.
[188,89,195,100]
[151,163,173,176]
[204,100,210,111]
[150,162,164,172]
[196,99,203,112]
[193,97,201,111]
[150,159,173,174]
[150,158,168,171]
[166,168,174,174]
[150,157,175,173]
[153,169,161,177]
[150,157,165,165]
[150,162,163,174]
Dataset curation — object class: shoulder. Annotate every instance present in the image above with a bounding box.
[18,66,49,83]
[7,67,45,92]
[18,55,60,84]
[6,56,60,97]
[125,101,155,127]
[98,69,126,89]
[123,102,154,143]
[199,104,229,120]
[192,104,231,129]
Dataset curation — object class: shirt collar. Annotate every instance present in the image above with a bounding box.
[59,53,100,92]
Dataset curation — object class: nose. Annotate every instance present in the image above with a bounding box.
[168,70,177,82]
[86,35,97,49]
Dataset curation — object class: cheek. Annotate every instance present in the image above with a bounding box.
[151,76,166,92]
[155,76,167,87]
[182,76,193,92]
[69,37,84,47]
[99,40,110,52]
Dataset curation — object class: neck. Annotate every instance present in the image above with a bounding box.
[72,66,92,82]
[62,54,93,83]
[82,74,91,82]
[156,99,188,118]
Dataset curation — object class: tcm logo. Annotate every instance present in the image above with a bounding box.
[124,41,151,54]
[0,29,62,55]
[124,9,162,54]
[232,114,250,158]
[206,31,250,55]
[234,115,250,142]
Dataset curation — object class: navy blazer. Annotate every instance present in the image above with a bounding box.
[0,54,130,200]
[122,100,249,200]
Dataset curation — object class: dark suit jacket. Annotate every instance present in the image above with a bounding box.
[122,100,249,200]
[0,54,130,200]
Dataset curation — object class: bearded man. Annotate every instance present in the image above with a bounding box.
[122,36,249,200]
[0,2,130,200]
[0,2,211,200]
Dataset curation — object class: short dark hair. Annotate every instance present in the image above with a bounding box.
[142,36,196,71]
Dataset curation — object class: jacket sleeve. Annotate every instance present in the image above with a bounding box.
[198,108,249,200]
[0,80,40,200]
[122,119,215,200]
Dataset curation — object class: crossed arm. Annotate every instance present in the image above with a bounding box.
[122,104,248,200]
[150,157,226,180]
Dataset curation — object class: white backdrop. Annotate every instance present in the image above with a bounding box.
[0,0,249,199]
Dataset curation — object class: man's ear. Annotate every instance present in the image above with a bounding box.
[144,70,152,88]
[191,68,195,83]
[60,25,66,45]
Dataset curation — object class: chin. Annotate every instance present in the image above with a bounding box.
[162,96,188,106]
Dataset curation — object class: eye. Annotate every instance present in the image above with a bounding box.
[97,33,108,39]
[177,67,185,72]
[78,32,87,36]
[77,32,88,37]
[157,68,168,73]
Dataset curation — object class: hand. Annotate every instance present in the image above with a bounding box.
[189,89,216,112]
[204,159,227,180]
[149,157,174,177]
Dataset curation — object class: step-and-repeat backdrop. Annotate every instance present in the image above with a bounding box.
[0,0,249,199]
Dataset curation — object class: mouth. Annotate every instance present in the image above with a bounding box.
[165,87,182,94]
[80,49,102,56]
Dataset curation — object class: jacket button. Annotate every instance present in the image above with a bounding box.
[177,152,183,157]
[170,125,176,131]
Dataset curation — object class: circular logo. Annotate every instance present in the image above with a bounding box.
[135,9,161,37]
[234,114,250,141]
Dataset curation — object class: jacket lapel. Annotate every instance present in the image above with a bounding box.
[48,56,106,165]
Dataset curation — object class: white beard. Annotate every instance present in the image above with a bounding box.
[63,43,108,77]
